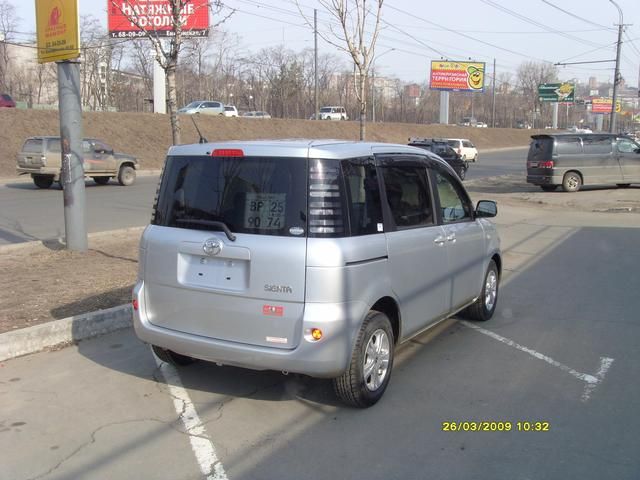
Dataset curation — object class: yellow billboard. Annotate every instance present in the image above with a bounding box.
[35,0,80,63]
[430,61,486,92]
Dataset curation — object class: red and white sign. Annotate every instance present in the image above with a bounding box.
[108,0,209,38]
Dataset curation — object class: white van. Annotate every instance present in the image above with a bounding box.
[317,106,348,120]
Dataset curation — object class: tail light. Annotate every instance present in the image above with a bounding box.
[308,159,344,236]
[538,160,554,169]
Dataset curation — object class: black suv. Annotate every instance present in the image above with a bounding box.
[408,138,469,180]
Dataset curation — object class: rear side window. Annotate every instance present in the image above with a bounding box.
[463,141,473,148]
[47,138,61,153]
[22,139,43,153]
[556,136,582,154]
[342,158,383,235]
[582,136,612,154]
[153,155,307,237]
[381,165,434,229]
[447,140,459,148]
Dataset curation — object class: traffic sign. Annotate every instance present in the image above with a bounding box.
[538,83,575,103]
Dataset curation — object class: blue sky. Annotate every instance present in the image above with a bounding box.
[10,0,640,87]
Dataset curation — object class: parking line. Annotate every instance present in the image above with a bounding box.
[460,321,614,402]
[156,358,228,480]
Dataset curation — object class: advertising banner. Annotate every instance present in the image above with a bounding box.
[430,61,485,92]
[108,0,209,38]
[35,0,80,63]
[538,83,575,103]
[591,98,621,114]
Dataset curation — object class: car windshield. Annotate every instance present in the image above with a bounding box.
[153,155,307,237]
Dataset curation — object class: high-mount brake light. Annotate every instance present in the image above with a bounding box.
[212,149,244,157]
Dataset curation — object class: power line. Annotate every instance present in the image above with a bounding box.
[539,0,614,30]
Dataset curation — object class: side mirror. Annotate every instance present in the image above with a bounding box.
[476,200,497,218]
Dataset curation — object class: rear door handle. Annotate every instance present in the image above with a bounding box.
[434,236,446,246]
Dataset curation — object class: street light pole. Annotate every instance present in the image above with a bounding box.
[609,0,623,133]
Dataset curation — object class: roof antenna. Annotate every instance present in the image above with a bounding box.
[191,116,208,144]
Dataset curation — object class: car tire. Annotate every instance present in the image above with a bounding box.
[540,185,558,192]
[33,175,54,189]
[151,345,196,366]
[333,310,394,408]
[616,183,630,188]
[460,259,499,322]
[117,165,136,186]
[562,171,582,192]
[473,154,478,162]
[93,176,110,185]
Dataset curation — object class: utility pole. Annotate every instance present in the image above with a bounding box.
[491,58,496,128]
[314,9,318,121]
[609,0,623,133]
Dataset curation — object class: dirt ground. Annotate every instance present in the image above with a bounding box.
[0,109,541,178]
[1,176,639,334]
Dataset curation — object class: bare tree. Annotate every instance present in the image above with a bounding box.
[517,61,557,127]
[110,0,233,144]
[0,0,21,93]
[297,0,384,140]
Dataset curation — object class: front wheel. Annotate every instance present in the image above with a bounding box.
[333,310,394,408]
[461,259,499,322]
[117,165,136,186]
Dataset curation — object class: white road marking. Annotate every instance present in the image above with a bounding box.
[155,358,228,480]
[461,321,614,402]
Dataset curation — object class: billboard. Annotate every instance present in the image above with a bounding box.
[108,0,209,38]
[35,0,80,63]
[538,83,575,103]
[591,97,621,114]
[430,61,485,92]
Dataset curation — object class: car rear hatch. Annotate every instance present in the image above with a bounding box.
[16,138,46,168]
[142,149,308,350]
[527,135,555,175]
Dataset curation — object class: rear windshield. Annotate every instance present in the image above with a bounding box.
[528,137,554,160]
[22,138,43,153]
[153,155,307,237]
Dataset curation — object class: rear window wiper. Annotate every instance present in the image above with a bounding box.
[175,218,237,241]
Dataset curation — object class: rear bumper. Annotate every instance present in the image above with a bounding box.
[132,281,362,378]
[526,173,563,185]
[16,167,58,177]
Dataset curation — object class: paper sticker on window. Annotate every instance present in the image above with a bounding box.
[377,223,383,232]
[244,193,286,229]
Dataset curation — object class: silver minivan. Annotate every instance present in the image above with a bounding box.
[133,140,501,407]
[526,133,640,192]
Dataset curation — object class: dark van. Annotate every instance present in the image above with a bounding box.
[526,134,640,192]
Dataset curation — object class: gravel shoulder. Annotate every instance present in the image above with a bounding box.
[1,177,639,334]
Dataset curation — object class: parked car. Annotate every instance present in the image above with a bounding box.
[133,139,501,407]
[446,138,478,162]
[0,93,16,108]
[526,133,640,192]
[408,137,469,180]
[316,106,348,120]
[567,125,592,134]
[16,136,138,189]
[242,110,271,119]
[222,105,238,117]
[177,101,225,115]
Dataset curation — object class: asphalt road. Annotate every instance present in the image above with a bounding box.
[0,148,527,245]
[2,206,638,479]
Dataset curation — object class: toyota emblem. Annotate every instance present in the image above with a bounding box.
[203,238,222,256]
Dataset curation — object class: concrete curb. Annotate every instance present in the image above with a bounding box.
[0,304,132,362]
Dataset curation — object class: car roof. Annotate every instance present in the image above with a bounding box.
[168,139,445,161]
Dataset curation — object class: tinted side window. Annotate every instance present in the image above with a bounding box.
[342,158,383,235]
[556,136,582,154]
[381,165,433,229]
[23,139,43,153]
[463,141,473,148]
[582,136,612,154]
[433,168,472,223]
[47,138,61,153]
